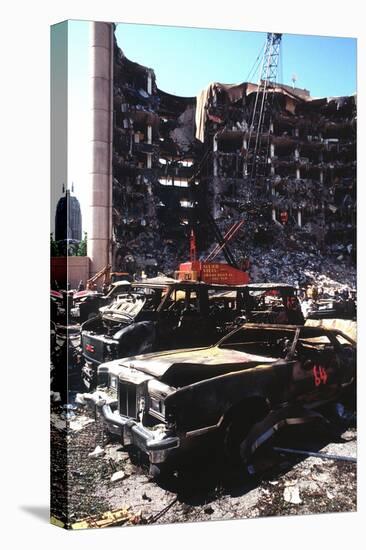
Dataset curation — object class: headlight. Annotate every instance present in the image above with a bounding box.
[150,397,165,416]
[110,374,117,389]
[139,395,146,412]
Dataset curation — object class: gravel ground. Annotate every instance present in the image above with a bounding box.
[50,406,356,529]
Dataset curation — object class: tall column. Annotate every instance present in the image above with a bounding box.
[270,142,275,176]
[271,185,276,221]
[87,22,113,277]
[213,134,218,177]
[297,209,302,227]
[146,71,152,169]
[243,137,248,176]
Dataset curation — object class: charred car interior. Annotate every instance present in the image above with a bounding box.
[80,281,304,388]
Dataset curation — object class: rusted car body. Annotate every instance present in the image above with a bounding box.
[71,281,131,323]
[78,324,355,475]
[306,297,356,320]
[80,280,244,387]
[80,281,303,388]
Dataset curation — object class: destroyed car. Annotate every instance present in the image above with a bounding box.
[305,297,356,320]
[80,281,303,388]
[70,281,131,323]
[78,324,355,476]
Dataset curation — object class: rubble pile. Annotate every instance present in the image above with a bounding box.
[207,214,356,291]
[51,403,356,526]
[111,28,356,280]
[246,244,356,291]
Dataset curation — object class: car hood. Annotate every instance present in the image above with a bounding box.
[117,346,276,379]
[101,294,146,320]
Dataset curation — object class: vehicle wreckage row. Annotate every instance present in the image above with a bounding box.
[52,279,356,477]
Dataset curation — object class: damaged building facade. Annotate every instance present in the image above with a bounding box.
[111,28,356,277]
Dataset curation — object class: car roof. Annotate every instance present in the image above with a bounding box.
[244,283,295,290]
[239,323,334,336]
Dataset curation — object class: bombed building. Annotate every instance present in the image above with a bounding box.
[111,29,356,279]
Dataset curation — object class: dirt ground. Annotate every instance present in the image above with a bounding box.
[50,404,356,529]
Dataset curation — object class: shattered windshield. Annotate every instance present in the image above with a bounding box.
[219,327,296,358]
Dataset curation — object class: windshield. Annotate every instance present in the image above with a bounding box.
[219,327,296,358]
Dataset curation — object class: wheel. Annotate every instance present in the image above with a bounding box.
[148,463,175,482]
[223,419,252,464]
[222,399,269,465]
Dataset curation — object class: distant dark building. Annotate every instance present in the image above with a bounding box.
[55,188,82,241]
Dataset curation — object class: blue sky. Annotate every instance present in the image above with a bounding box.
[115,23,356,97]
[65,20,356,232]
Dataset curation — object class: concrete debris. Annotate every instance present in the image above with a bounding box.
[50,391,61,402]
[283,484,302,504]
[50,412,67,431]
[111,470,126,482]
[51,407,356,526]
[68,416,95,433]
[88,445,105,458]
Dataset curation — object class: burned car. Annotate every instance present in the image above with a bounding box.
[78,324,355,476]
[305,297,356,321]
[70,281,131,323]
[217,283,304,325]
[80,281,303,388]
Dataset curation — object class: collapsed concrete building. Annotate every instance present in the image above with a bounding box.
[111,28,356,278]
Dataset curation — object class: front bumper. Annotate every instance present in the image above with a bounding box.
[76,392,180,464]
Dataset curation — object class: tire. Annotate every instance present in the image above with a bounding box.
[222,399,269,464]
[223,419,252,464]
[148,463,175,482]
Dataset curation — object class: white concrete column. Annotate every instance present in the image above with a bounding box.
[147,125,152,169]
[213,134,218,177]
[88,22,113,277]
[296,168,301,179]
[270,142,275,175]
[297,209,302,227]
[319,170,324,184]
[147,71,152,95]
[146,71,153,169]
[243,137,248,176]
[271,183,276,221]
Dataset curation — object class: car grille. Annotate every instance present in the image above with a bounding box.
[119,382,137,419]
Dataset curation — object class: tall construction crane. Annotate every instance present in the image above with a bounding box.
[177,32,282,284]
[245,32,282,191]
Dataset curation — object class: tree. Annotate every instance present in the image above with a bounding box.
[77,232,88,256]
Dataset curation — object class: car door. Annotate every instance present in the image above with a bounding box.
[292,329,340,403]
